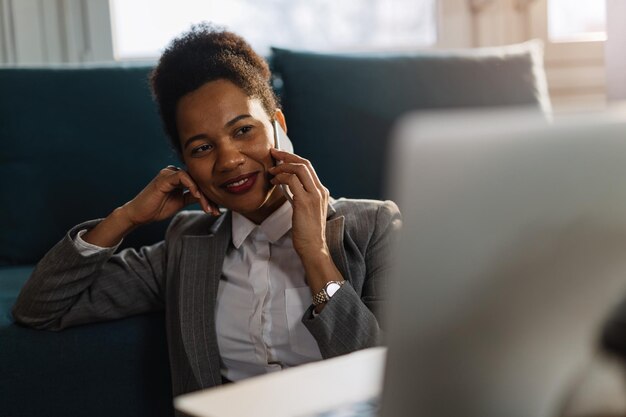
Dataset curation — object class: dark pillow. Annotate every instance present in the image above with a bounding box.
[0,65,177,265]
[270,41,550,200]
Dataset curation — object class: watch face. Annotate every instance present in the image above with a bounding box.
[326,283,341,297]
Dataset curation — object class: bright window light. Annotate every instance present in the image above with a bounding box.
[109,0,437,60]
[548,0,606,42]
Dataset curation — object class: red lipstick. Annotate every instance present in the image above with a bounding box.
[221,172,258,194]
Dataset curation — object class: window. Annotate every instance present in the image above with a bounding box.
[436,0,608,111]
[527,0,607,110]
[109,0,437,60]
[548,0,606,42]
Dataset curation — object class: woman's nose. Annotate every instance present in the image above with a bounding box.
[215,141,245,172]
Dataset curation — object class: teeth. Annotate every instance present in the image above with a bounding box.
[227,178,249,188]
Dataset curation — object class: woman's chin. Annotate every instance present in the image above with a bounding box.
[223,187,286,222]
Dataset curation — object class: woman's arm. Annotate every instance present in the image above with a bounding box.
[262,149,401,358]
[301,201,402,358]
[82,166,218,247]
[11,219,167,330]
[12,166,219,330]
[268,148,338,310]
[265,149,401,357]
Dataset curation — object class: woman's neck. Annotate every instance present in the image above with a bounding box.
[241,186,288,225]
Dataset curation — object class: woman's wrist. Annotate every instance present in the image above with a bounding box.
[306,254,344,314]
[112,205,141,232]
[300,246,343,295]
[81,206,138,248]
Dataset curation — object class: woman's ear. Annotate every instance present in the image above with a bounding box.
[274,109,287,134]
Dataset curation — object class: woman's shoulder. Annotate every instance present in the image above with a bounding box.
[330,198,401,249]
[330,197,400,219]
[330,198,401,236]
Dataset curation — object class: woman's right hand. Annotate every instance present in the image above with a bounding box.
[82,166,219,248]
[120,165,220,226]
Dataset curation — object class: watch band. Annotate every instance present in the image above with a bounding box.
[312,280,345,306]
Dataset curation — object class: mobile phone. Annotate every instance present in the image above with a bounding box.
[272,120,294,204]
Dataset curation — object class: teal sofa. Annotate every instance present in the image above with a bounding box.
[0,43,552,417]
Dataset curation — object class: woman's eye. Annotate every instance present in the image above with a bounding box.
[191,144,212,155]
[235,126,253,136]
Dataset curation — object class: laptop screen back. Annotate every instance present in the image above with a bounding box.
[381,108,626,417]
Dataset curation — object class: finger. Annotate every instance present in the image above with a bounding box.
[157,168,220,216]
[187,188,210,213]
[270,147,306,163]
[179,170,220,216]
[269,163,317,193]
[199,191,221,216]
[157,169,207,211]
[160,169,203,202]
[182,189,199,207]
[270,149,324,190]
[175,171,203,199]
[157,167,188,192]
[271,172,306,201]
[160,166,182,184]
[179,184,222,216]
[178,178,217,215]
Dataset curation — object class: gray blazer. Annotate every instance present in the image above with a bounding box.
[13,198,401,397]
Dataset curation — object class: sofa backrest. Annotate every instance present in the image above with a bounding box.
[0,65,177,265]
[270,41,550,202]
[0,42,550,266]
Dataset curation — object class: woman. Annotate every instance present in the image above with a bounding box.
[12,24,401,397]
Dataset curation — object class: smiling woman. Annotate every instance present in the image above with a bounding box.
[12,23,401,400]
[175,80,287,223]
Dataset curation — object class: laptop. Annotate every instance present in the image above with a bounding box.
[175,107,626,417]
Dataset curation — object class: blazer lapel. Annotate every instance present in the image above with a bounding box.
[179,212,232,388]
[325,203,352,283]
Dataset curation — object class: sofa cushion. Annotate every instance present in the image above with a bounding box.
[0,266,33,326]
[0,65,177,266]
[0,266,174,417]
[270,41,550,200]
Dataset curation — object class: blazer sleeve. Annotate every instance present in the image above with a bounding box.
[302,200,402,358]
[11,215,180,331]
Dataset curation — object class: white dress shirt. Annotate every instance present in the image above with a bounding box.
[73,202,322,382]
[217,201,322,381]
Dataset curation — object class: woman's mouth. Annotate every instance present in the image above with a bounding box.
[221,172,258,194]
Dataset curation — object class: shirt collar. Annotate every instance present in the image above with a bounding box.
[231,201,293,248]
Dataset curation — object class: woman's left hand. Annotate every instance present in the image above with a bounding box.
[269,148,345,309]
[268,148,329,260]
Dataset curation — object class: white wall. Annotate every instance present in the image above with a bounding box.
[606,0,626,101]
[0,0,113,64]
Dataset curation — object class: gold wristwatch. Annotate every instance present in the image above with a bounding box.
[312,280,345,306]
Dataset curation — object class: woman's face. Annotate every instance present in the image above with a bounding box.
[176,79,286,223]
